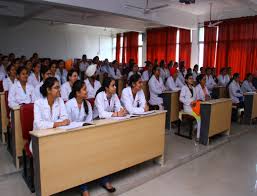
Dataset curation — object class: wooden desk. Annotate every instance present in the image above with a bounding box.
[0,92,8,143]
[200,98,232,145]
[212,86,229,99]
[142,81,149,101]
[10,106,24,168]
[244,92,257,124]
[30,111,166,196]
[161,91,180,129]
[116,79,124,97]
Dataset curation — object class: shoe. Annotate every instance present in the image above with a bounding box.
[101,185,116,193]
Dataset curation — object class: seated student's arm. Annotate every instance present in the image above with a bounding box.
[179,87,193,106]
[231,84,243,97]
[121,91,144,114]
[65,101,73,121]
[8,85,18,109]
[58,98,69,121]
[149,80,163,95]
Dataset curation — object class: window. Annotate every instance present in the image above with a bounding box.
[176,29,180,62]
[198,27,204,67]
[112,37,116,61]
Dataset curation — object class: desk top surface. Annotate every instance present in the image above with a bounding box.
[162,90,180,94]
[201,98,232,105]
[30,110,166,138]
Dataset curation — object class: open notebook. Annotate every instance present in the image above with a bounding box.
[58,122,94,130]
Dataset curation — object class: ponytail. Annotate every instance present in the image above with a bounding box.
[95,77,114,97]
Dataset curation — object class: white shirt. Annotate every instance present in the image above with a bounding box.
[84,79,101,99]
[218,74,230,87]
[193,71,198,81]
[160,68,170,82]
[65,98,93,123]
[229,80,243,104]
[61,82,72,102]
[165,76,180,91]
[34,81,43,100]
[3,77,17,91]
[33,97,68,130]
[241,80,256,93]
[175,77,185,89]
[28,72,41,88]
[178,72,185,84]
[148,75,166,106]
[128,71,141,80]
[195,84,210,101]
[100,64,110,74]
[141,70,151,81]
[8,81,35,109]
[121,87,146,114]
[179,85,196,113]
[94,91,122,119]
[206,75,216,92]
[0,64,6,81]
[79,61,89,72]
[56,68,68,85]
[108,67,122,80]
[55,73,61,84]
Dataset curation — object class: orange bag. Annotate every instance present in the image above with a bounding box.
[192,100,201,116]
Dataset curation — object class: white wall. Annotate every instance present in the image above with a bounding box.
[191,29,199,68]
[0,19,114,60]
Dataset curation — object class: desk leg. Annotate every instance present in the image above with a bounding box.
[154,155,165,167]
[1,129,6,144]
[225,129,230,136]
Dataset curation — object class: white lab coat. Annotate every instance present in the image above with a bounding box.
[179,85,196,113]
[229,80,243,104]
[195,84,210,101]
[79,61,89,72]
[206,75,216,93]
[141,70,151,81]
[148,75,166,106]
[160,68,170,82]
[3,77,17,91]
[65,98,93,123]
[28,72,41,88]
[121,87,146,114]
[193,71,198,81]
[55,73,61,84]
[108,67,122,79]
[33,97,68,130]
[61,82,72,102]
[241,80,256,93]
[100,64,110,74]
[94,91,122,119]
[178,71,185,84]
[165,76,180,91]
[128,71,141,80]
[34,81,43,100]
[0,64,6,81]
[84,79,101,99]
[175,77,185,89]
[8,81,35,109]
[56,68,68,85]
[218,75,230,87]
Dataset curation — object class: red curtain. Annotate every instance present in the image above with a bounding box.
[116,34,121,63]
[179,29,191,69]
[147,27,177,64]
[203,26,217,68]
[122,32,138,64]
[216,16,257,79]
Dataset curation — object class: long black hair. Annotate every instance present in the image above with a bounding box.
[244,73,252,81]
[16,66,28,76]
[69,80,88,115]
[66,69,78,82]
[40,66,51,81]
[196,74,205,85]
[227,73,240,88]
[40,77,59,97]
[129,73,141,87]
[95,77,115,97]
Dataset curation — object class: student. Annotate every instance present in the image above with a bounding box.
[66,80,93,123]
[178,64,186,84]
[192,64,199,81]
[160,60,170,83]
[0,55,8,80]
[121,73,148,114]
[108,60,122,80]
[218,68,230,87]
[25,60,33,75]
[8,66,35,109]
[28,62,41,88]
[195,74,211,101]
[61,69,78,102]
[13,58,21,70]
[127,64,141,80]
[3,64,17,91]
[56,60,68,85]
[94,77,126,119]
[33,77,70,130]
[241,73,256,93]
[84,64,101,99]
[35,66,52,100]
[100,58,110,74]
[228,73,244,107]
[165,68,183,91]
[141,61,153,81]
[205,67,217,93]
[49,62,61,83]
[179,73,201,140]
[79,54,89,74]
[148,66,166,110]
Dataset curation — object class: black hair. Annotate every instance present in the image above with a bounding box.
[66,69,78,82]
[40,66,51,81]
[112,60,118,65]
[245,73,252,81]
[16,66,28,76]
[196,74,205,84]
[32,62,40,69]
[187,68,192,74]
[40,77,59,97]
[193,64,199,69]
[185,73,194,96]
[95,77,115,97]
[227,73,240,88]
[69,80,89,115]
[185,73,193,81]
[159,60,165,68]
[58,59,65,65]
[92,56,99,64]
[220,67,226,74]
[1,55,8,61]
[129,73,141,87]
[152,65,160,75]
[6,64,15,73]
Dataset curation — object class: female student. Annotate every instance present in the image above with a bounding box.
[108,60,122,80]
[165,68,183,91]
[179,73,201,140]
[141,62,153,81]
[241,73,256,93]
[148,66,166,110]
[28,62,41,88]
[56,60,68,85]
[3,64,17,91]
[84,64,101,99]
[205,67,217,94]
[49,62,61,83]
[228,73,244,107]
[8,66,35,109]
[121,73,148,114]
[34,66,52,100]
[195,74,211,101]
[218,68,230,87]
[160,60,170,83]
[127,64,141,80]
[33,77,70,130]
[61,69,78,101]
[94,77,126,119]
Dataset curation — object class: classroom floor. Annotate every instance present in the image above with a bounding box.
[0,122,256,196]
